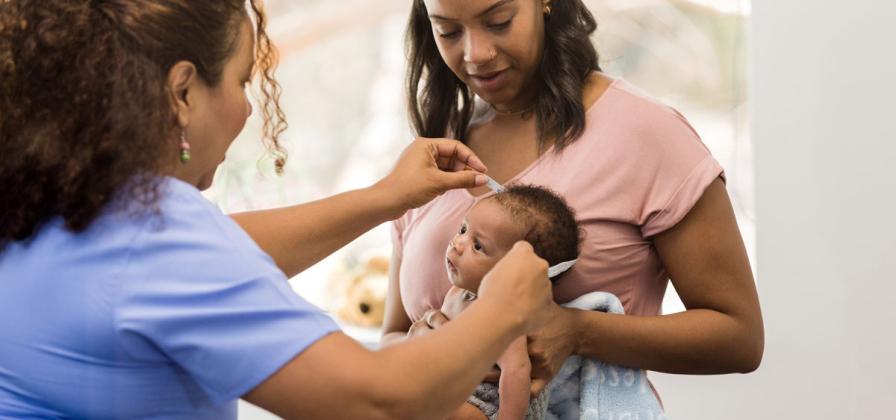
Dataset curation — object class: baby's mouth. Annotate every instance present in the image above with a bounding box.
[446,257,457,274]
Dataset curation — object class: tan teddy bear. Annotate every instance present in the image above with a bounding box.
[334,256,389,327]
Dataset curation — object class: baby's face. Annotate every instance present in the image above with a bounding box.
[445,199,527,292]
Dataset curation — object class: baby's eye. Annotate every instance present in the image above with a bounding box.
[473,241,483,252]
[459,225,467,234]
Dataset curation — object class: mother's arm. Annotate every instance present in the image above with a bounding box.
[530,178,763,391]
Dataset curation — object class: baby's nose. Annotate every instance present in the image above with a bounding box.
[450,236,466,253]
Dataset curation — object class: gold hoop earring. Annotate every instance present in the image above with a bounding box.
[543,2,552,15]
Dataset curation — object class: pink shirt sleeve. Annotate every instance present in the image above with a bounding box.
[632,108,725,237]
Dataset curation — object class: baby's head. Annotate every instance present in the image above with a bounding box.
[445,185,581,292]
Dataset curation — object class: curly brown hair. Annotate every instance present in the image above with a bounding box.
[405,0,601,149]
[0,0,286,248]
[490,184,581,280]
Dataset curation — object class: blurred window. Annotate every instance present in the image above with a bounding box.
[205,0,753,316]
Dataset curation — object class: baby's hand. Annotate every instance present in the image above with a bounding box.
[439,286,477,319]
[406,309,449,339]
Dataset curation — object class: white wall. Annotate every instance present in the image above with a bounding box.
[651,1,896,418]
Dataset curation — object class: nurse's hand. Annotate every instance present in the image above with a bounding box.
[527,306,580,396]
[477,242,555,334]
[375,137,487,215]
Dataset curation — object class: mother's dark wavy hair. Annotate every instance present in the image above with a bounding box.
[406,0,600,148]
[0,0,286,248]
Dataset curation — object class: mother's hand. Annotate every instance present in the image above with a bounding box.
[376,138,487,213]
[528,306,581,397]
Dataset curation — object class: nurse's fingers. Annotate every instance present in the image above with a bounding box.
[426,138,487,173]
[530,378,548,398]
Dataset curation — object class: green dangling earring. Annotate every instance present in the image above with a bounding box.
[179,131,191,164]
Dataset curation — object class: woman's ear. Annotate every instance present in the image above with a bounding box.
[167,60,198,129]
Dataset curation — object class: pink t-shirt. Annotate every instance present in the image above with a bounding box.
[392,79,724,322]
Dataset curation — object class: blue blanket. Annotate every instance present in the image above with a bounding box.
[545,292,667,420]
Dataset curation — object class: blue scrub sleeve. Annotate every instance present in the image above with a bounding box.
[117,268,339,403]
[113,185,341,404]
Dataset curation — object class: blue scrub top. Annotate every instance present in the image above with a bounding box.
[0,177,340,419]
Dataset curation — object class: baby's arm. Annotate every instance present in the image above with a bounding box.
[497,336,532,420]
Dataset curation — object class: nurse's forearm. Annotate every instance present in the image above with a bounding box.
[371,300,524,419]
[379,331,407,347]
[244,300,524,420]
[231,184,400,278]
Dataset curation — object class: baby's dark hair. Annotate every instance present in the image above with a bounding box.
[489,185,581,279]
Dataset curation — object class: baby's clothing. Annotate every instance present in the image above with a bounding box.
[468,383,550,420]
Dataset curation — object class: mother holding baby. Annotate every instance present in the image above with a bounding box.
[382,0,765,406]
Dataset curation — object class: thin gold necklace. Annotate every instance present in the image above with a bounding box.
[490,103,535,117]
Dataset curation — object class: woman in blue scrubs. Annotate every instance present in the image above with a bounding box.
[0,1,555,418]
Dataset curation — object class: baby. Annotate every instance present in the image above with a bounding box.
[440,185,581,420]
